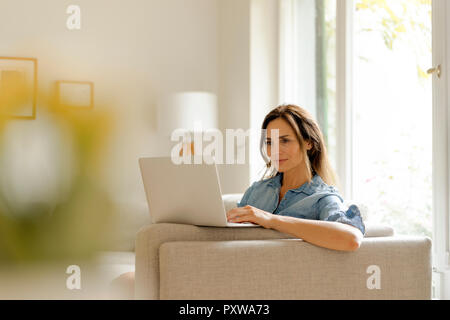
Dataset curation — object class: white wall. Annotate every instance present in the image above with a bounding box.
[217,0,280,192]
[250,0,279,182]
[217,0,251,194]
[0,0,219,203]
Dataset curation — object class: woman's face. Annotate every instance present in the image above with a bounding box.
[266,117,311,173]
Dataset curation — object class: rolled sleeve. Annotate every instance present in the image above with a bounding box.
[317,195,366,235]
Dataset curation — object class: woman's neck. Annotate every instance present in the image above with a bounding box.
[281,163,311,190]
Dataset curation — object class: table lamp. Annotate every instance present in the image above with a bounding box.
[157,91,218,157]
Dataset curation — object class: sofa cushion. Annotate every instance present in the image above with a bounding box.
[222,193,245,212]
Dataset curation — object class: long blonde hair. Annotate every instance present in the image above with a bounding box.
[260,104,338,186]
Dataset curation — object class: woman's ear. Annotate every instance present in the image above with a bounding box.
[306,141,313,151]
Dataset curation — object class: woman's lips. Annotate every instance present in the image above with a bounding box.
[278,159,288,164]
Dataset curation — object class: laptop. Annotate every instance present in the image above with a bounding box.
[138,157,261,227]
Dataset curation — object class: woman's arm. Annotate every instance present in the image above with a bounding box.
[227,205,363,252]
[269,214,363,252]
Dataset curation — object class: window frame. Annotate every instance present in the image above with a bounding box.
[336,0,354,200]
[431,0,450,299]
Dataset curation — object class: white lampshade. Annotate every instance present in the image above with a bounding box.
[157,91,218,137]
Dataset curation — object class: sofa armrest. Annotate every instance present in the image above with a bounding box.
[159,236,432,300]
[135,223,297,299]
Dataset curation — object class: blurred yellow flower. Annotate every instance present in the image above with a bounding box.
[0,75,119,265]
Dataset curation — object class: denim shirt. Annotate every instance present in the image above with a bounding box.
[237,173,365,235]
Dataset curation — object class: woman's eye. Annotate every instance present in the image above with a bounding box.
[266,139,289,145]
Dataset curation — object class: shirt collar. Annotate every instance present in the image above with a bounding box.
[268,172,323,195]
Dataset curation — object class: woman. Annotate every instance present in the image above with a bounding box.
[226,105,365,252]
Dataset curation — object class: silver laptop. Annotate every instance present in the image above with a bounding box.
[139,157,260,227]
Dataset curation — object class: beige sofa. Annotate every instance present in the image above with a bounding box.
[134,196,432,300]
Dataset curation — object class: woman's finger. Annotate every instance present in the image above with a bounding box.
[230,212,254,223]
[227,207,246,218]
[230,215,246,223]
[226,208,238,218]
[228,212,245,221]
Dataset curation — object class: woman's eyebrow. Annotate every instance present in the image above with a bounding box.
[266,135,290,140]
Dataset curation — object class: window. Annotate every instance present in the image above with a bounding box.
[280,0,433,237]
[353,0,432,237]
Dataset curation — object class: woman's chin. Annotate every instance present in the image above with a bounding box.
[276,160,288,168]
[275,164,288,172]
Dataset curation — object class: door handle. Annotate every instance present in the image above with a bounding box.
[427,65,442,78]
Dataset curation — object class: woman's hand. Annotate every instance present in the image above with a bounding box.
[226,205,275,229]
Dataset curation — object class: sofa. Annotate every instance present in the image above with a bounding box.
[134,195,432,300]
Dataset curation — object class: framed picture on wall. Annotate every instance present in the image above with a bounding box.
[56,80,94,109]
[0,57,37,120]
